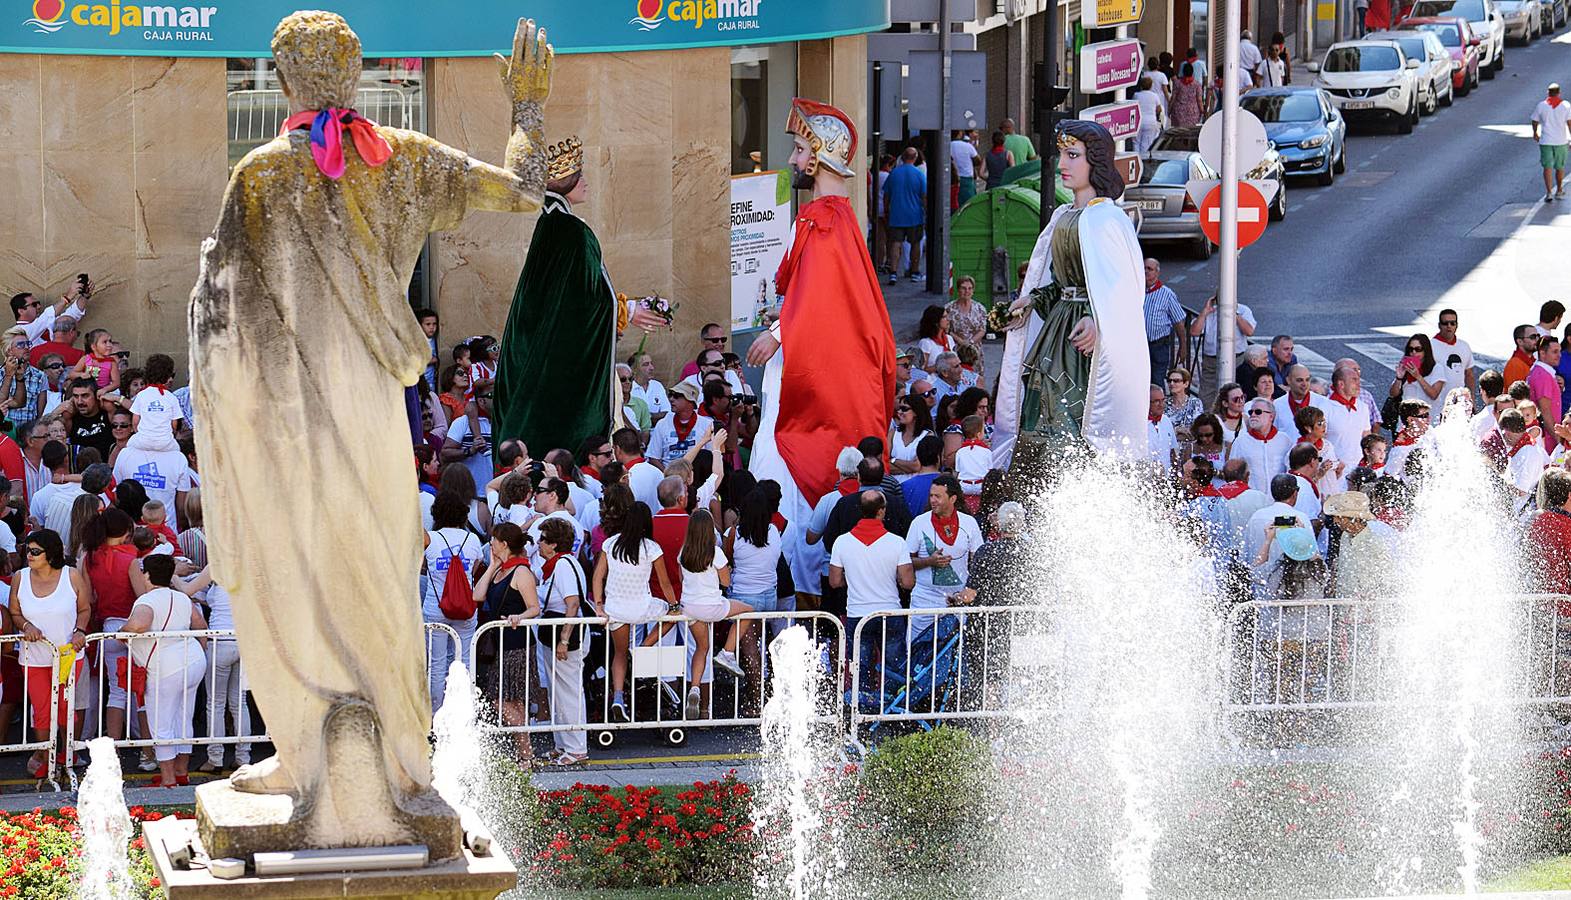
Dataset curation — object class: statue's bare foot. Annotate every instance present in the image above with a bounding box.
[230,755,297,795]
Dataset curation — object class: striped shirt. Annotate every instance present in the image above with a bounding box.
[1143,284,1186,343]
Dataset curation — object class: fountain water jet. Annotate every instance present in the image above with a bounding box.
[76,736,133,899]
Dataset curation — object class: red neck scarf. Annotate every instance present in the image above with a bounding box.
[1508,433,1536,458]
[1329,392,1358,412]
[90,352,115,367]
[1288,392,1311,414]
[1369,461,1385,470]
[931,510,961,545]
[771,512,789,532]
[497,556,531,575]
[1393,432,1419,447]
[1150,411,1163,424]
[1147,280,1164,293]
[625,456,647,468]
[1251,426,1280,442]
[1299,474,1321,499]
[1433,331,1456,346]
[959,438,989,450]
[1551,96,1565,108]
[1297,435,1324,449]
[1218,481,1250,499]
[1197,485,1225,498]
[672,414,697,444]
[582,466,599,482]
[837,477,859,496]
[849,519,889,546]
[540,552,567,580]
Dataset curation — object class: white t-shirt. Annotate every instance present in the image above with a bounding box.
[130,586,201,679]
[1292,474,1323,521]
[1260,56,1286,87]
[1239,39,1264,79]
[679,370,746,398]
[113,446,190,514]
[728,524,783,597]
[129,387,182,445]
[905,511,984,610]
[646,414,713,465]
[444,417,493,498]
[204,582,235,631]
[1322,397,1371,477]
[602,535,664,609]
[422,528,485,619]
[1507,443,1550,513]
[526,509,585,573]
[1199,303,1256,357]
[1149,416,1180,472]
[1533,99,1571,145]
[630,379,671,417]
[954,444,991,493]
[678,547,730,621]
[19,299,85,345]
[889,429,931,482]
[628,460,664,512]
[1273,392,1331,431]
[1146,69,1171,109]
[537,555,587,616]
[1233,428,1297,493]
[1134,89,1163,132]
[950,140,981,178]
[43,483,88,539]
[1431,336,1474,401]
[829,529,912,618]
[1243,501,1312,564]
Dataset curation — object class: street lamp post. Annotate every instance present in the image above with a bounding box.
[1217,0,1242,382]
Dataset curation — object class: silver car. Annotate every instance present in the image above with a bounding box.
[1125,151,1221,260]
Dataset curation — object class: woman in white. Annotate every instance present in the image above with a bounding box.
[1133,76,1165,155]
[422,490,486,712]
[124,553,207,788]
[194,580,252,774]
[674,510,753,717]
[713,487,783,679]
[532,517,590,765]
[591,502,676,723]
[7,529,90,779]
[887,394,935,480]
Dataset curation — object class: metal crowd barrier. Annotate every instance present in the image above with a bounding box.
[845,605,1056,751]
[0,636,65,789]
[469,610,845,749]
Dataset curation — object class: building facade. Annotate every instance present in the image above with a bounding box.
[0,0,883,376]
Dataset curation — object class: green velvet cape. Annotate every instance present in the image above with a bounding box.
[493,193,616,455]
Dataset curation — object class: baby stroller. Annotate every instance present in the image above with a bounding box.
[851,615,965,742]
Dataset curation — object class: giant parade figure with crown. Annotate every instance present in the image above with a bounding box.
[747,98,897,585]
[494,136,668,454]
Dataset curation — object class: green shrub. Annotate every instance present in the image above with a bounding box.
[860,726,996,861]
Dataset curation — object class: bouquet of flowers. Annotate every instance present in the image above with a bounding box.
[987,298,1025,335]
[625,293,679,354]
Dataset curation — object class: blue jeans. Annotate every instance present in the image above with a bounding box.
[424,612,476,713]
[847,614,908,711]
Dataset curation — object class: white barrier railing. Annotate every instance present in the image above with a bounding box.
[846,605,1053,749]
[468,610,845,749]
[0,636,65,789]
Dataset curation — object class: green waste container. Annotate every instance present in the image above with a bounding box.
[1001,158,1073,205]
[949,184,1056,310]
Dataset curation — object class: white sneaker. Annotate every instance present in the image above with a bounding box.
[1559,187,1567,198]
[713,650,743,677]
[685,686,702,718]
[138,753,158,773]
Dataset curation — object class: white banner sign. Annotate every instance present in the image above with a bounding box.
[729,172,793,330]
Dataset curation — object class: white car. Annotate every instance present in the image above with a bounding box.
[1310,40,1423,134]
[1366,30,1455,113]
[1495,0,1545,40]
[1406,0,1506,77]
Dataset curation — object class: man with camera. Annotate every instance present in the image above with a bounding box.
[9,275,93,345]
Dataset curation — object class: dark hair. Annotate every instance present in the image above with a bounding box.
[1544,468,1571,510]
[1499,409,1528,434]
[25,529,66,570]
[1404,333,1436,377]
[1187,455,1216,485]
[1399,398,1431,420]
[930,474,963,502]
[857,456,884,486]
[916,434,943,467]
[918,305,947,341]
[537,476,570,507]
[679,509,718,573]
[1057,119,1125,200]
[737,486,778,549]
[991,130,1005,148]
[537,517,575,555]
[1191,412,1224,446]
[935,394,962,432]
[897,390,935,438]
[1542,300,1566,323]
[1270,473,1299,503]
[718,469,758,515]
[143,353,176,386]
[857,435,886,459]
[1360,433,1388,456]
[1221,458,1249,483]
[1287,442,1319,471]
[142,553,176,587]
[611,502,655,565]
[492,521,529,557]
[702,378,728,403]
[1213,382,1244,415]
[466,335,497,360]
[577,434,609,468]
[414,307,438,326]
[115,479,150,521]
[1292,405,1324,436]
[1479,369,1505,399]
[496,439,528,470]
[612,427,643,457]
[437,461,477,501]
[68,376,97,398]
[598,460,625,486]
[439,364,467,394]
[430,492,470,530]
[80,461,112,492]
[547,170,581,197]
[955,387,990,420]
[597,484,634,542]
[499,471,533,508]
[41,439,67,471]
[119,368,145,398]
[81,506,133,568]
[1180,61,1194,77]
[9,293,32,319]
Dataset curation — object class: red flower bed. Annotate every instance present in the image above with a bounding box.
[0,805,192,898]
[529,775,756,888]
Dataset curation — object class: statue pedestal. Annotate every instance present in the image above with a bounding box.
[144,818,517,900]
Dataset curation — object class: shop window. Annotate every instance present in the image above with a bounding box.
[730,45,798,176]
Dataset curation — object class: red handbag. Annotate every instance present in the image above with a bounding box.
[115,655,147,703]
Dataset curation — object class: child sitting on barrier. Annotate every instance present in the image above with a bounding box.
[591,501,677,724]
[674,510,753,719]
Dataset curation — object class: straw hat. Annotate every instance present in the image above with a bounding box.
[1323,491,1374,521]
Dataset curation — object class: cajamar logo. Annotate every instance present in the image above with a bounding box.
[631,0,765,33]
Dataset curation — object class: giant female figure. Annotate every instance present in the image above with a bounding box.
[996,120,1149,476]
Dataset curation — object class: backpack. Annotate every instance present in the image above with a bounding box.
[435,532,477,620]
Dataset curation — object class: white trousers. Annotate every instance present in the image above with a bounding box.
[204,638,253,765]
[147,649,204,761]
[536,637,588,756]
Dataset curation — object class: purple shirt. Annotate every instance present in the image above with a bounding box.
[1529,361,1562,450]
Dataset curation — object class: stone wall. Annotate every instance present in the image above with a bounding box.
[0,55,227,369]
[430,48,732,382]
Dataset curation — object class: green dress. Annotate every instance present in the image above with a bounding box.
[1019,206,1092,444]
[494,193,616,455]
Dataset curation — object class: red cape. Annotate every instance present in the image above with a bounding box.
[774,196,896,503]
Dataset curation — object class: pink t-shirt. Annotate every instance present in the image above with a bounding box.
[1529,361,1561,450]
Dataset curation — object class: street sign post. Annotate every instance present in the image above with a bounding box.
[1082,0,1144,27]
[1078,39,1144,93]
[1185,178,1279,207]
[1079,101,1142,141]
[1115,153,1143,186]
[1198,182,1269,250]
[1198,110,1270,174]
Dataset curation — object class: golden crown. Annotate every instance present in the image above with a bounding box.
[1056,131,1080,150]
[546,136,584,182]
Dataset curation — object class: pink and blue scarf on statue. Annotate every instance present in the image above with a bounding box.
[280,107,392,180]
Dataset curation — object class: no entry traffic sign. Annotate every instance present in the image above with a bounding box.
[1199,182,1268,249]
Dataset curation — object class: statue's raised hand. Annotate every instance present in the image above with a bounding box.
[495,18,553,105]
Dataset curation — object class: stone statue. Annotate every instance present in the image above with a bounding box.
[188,11,553,860]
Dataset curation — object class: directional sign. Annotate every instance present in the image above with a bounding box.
[1198,182,1269,249]
[1079,101,1141,141]
[1079,39,1144,93]
[1114,152,1143,186]
[1082,0,1144,27]
[1198,110,1271,175]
